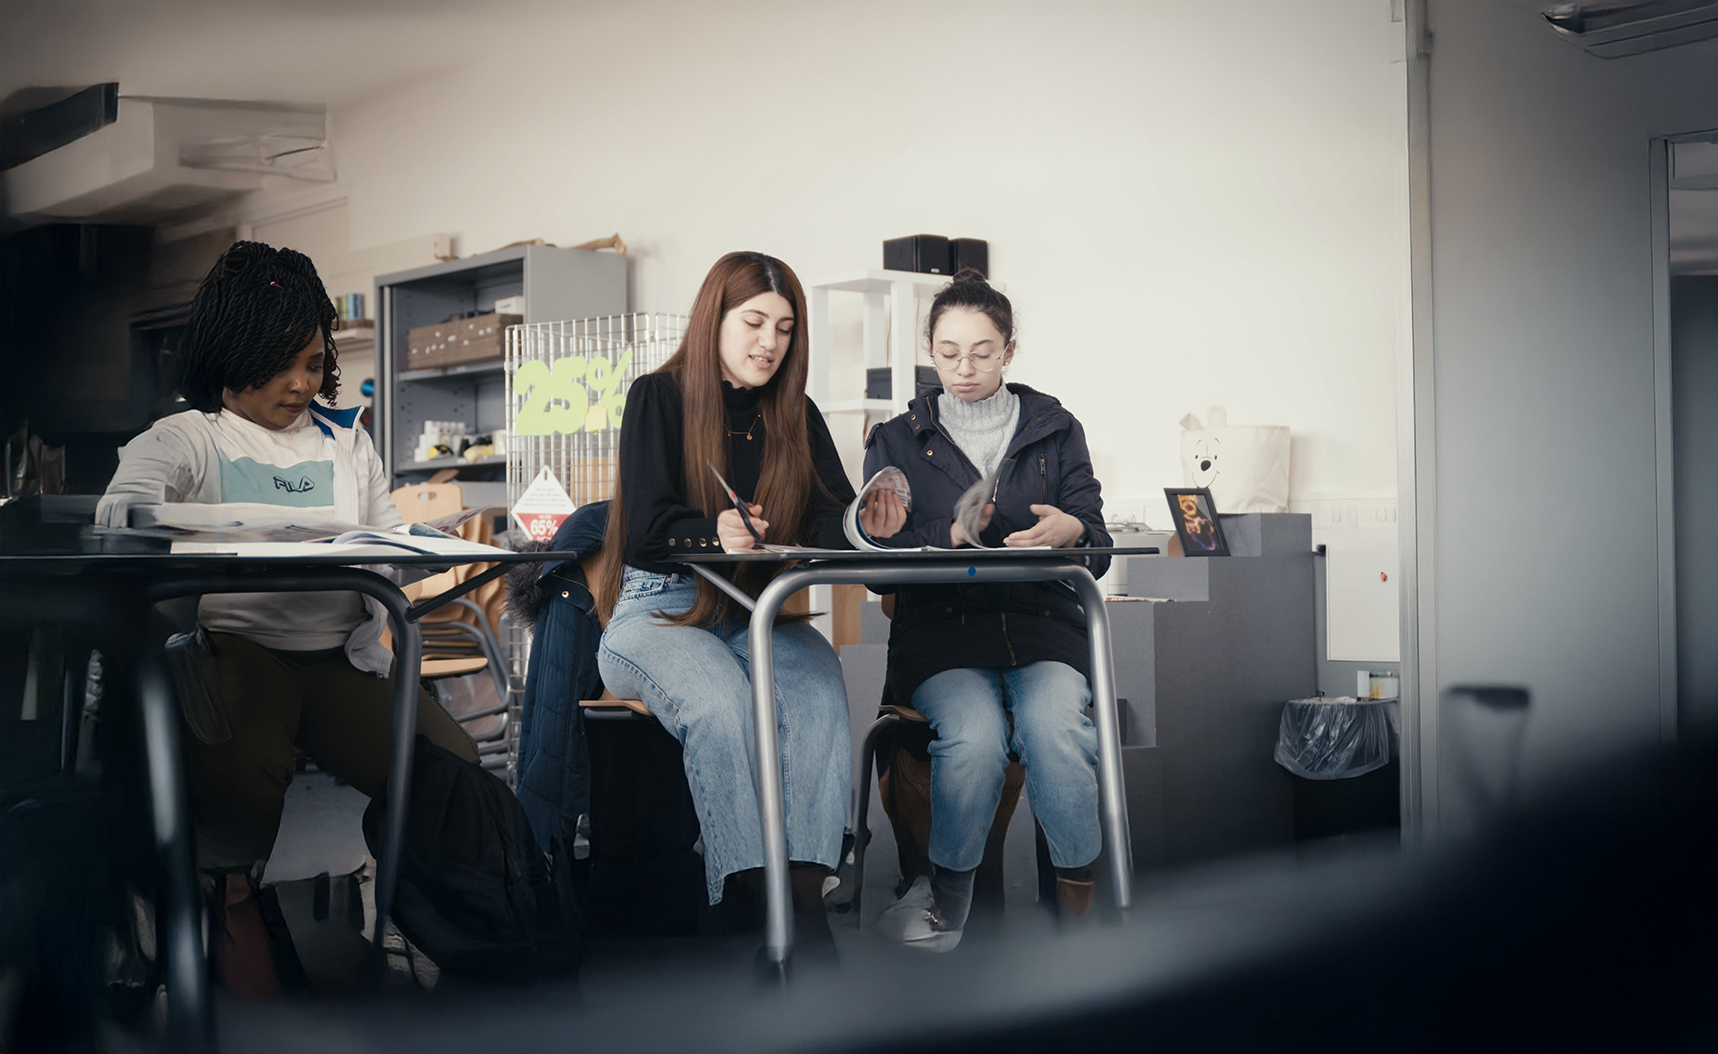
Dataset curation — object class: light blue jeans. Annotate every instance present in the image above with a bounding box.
[911,661,1101,871]
[596,568,851,904]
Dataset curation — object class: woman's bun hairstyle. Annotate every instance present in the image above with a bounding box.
[925,267,1015,346]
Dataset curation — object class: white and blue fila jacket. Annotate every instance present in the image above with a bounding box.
[98,403,406,675]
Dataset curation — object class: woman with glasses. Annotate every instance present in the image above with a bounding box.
[860,269,1112,951]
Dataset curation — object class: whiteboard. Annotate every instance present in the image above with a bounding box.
[1323,524,1401,662]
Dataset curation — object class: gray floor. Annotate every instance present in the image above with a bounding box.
[259,673,1057,993]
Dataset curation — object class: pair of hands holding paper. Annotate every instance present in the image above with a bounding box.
[928,491,1085,549]
[715,489,1084,553]
[864,488,1085,548]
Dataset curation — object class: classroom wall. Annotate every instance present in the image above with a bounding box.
[1422,2,1718,815]
[235,0,1411,523]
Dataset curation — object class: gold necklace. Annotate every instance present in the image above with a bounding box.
[726,413,761,440]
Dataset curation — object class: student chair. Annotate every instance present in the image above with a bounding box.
[851,592,1037,924]
[389,475,512,768]
[577,692,718,935]
[853,703,1027,924]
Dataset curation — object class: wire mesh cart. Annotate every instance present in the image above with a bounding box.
[500,314,686,780]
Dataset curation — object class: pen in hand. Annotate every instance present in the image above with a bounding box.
[707,459,766,547]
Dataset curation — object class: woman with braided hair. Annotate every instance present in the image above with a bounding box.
[97,241,478,997]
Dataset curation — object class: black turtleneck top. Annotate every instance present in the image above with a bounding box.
[617,371,857,573]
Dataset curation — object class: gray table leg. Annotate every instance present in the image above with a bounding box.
[747,572,799,971]
[363,582,421,948]
[138,647,214,1052]
[1068,571,1133,907]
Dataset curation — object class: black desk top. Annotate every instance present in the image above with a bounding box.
[673,546,1160,563]
[0,496,584,569]
[0,524,587,572]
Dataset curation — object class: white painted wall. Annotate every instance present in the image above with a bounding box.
[234,0,1410,525]
[1422,3,1718,816]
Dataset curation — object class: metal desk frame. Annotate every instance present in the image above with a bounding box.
[0,545,584,1052]
[680,548,1143,974]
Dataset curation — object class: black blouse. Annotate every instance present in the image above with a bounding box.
[617,371,857,573]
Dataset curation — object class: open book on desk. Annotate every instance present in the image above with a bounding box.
[127,502,509,559]
[756,461,1048,556]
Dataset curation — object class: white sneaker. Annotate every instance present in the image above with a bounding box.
[900,908,962,952]
[877,874,934,939]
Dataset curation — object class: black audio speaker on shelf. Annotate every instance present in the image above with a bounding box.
[950,238,988,277]
[883,235,951,275]
[866,366,941,400]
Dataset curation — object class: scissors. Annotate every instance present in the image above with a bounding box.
[707,459,766,546]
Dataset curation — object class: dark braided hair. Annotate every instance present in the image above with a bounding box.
[924,267,1015,347]
[179,240,341,412]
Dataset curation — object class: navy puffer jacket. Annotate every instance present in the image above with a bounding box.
[513,500,609,853]
[861,384,1111,707]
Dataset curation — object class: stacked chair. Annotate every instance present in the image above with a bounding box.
[389,474,512,771]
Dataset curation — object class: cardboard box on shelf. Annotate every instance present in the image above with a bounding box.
[405,313,522,370]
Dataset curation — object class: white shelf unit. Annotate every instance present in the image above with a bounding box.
[805,269,953,417]
[803,269,982,644]
[805,268,1004,417]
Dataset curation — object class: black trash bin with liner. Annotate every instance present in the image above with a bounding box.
[1275,697,1400,841]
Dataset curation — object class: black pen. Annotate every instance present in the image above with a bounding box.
[706,459,765,545]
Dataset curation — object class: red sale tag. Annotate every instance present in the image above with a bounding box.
[516,512,567,541]
[512,467,577,541]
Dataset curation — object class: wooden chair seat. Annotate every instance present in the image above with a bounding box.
[579,691,651,718]
[422,656,488,679]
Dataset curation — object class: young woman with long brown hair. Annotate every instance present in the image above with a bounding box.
[592,251,894,922]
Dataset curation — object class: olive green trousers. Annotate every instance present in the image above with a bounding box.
[183,631,479,872]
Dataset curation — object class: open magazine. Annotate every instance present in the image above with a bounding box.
[127,502,508,558]
[742,459,1040,556]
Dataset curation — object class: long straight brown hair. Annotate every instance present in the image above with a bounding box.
[592,251,825,627]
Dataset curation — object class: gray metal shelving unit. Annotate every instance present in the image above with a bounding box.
[374,244,627,487]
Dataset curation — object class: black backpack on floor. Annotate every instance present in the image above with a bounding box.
[362,735,581,983]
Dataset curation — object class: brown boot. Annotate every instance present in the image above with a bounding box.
[1054,867,1095,921]
[208,872,283,1000]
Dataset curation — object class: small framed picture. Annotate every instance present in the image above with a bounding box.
[1164,487,1228,557]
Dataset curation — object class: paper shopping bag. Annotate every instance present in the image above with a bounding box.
[1179,406,1290,515]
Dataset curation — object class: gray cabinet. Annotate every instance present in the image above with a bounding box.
[1112,514,1317,868]
[374,245,626,484]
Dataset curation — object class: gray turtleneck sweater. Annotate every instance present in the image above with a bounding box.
[937,384,1020,478]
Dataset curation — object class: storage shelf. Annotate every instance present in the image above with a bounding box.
[804,268,963,294]
[399,454,508,472]
[375,244,627,484]
[821,398,896,414]
[398,360,505,383]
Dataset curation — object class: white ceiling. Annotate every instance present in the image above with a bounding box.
[4,0,1717,268]
[0,0,537,109]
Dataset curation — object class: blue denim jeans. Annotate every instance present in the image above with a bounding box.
[911,661,1100,871]
[596,568,851,904]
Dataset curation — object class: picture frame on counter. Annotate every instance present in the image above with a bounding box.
[1165,486,1229,557]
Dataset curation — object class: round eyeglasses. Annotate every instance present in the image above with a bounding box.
[930,349,1002,372]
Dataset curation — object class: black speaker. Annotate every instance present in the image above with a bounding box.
[950,238,989,277]
[883,235,951,275]
[866,365,941,400]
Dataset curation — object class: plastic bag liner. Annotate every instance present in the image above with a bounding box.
[1274,697,1397,780]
